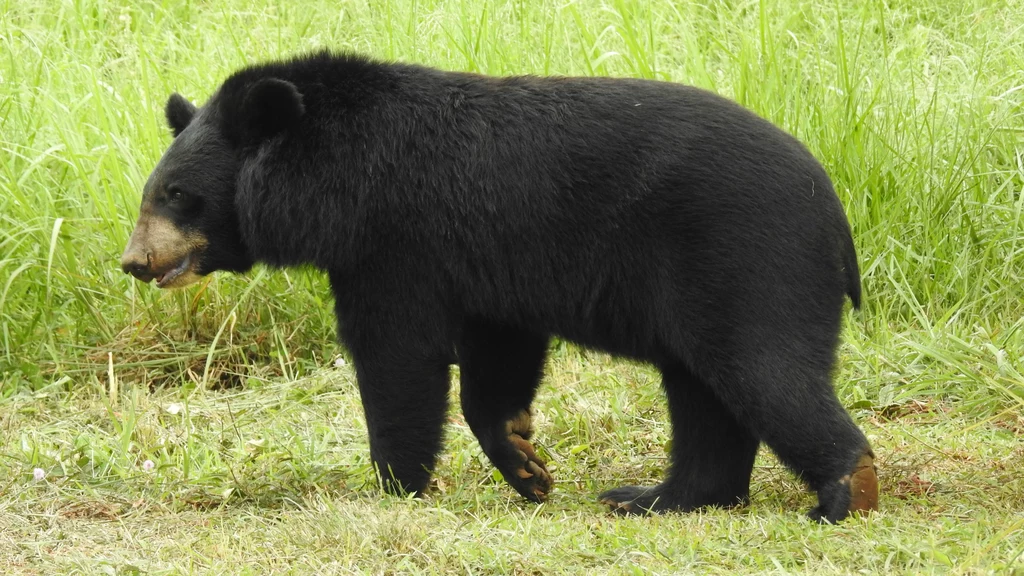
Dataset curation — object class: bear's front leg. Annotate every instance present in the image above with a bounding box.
[457,318,553,502]
[330,270,456,496]
[349,348,452,496]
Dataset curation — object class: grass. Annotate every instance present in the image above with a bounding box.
[0,0,1022,573]
[1,353,1022,573]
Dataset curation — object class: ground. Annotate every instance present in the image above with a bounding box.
[1,347,1022,574]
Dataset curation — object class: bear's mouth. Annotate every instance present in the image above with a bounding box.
[156,253,193,288]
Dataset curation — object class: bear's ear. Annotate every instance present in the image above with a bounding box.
[166,93,197,137]
[240,78,305,141]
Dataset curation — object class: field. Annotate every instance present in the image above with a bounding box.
[1,0,1023,573]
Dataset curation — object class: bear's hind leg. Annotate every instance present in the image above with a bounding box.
[758,389,877,523]
[458,318,553,502]
[709,347,878,523]
[599,363,760,514]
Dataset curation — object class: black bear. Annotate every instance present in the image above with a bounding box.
[121,51,878,523]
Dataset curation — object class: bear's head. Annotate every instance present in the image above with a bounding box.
[120,78,305,288]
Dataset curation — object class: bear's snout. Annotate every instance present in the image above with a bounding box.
[120,213,208,289]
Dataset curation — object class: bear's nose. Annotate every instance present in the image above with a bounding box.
[121,251,152,279]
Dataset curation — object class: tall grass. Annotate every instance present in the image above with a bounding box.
[1,0,1022,413]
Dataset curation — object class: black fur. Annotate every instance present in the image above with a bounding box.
[143,51,872,523]
[237,78,306,144]
[165,93,197,137]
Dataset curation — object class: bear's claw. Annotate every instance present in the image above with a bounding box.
[598,485,665,515]
[505,430,553,502]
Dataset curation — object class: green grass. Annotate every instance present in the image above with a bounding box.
[2,353,1023,573]
[1,0,1022,573]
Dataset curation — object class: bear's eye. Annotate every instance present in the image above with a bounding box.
[168,188,184,203]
